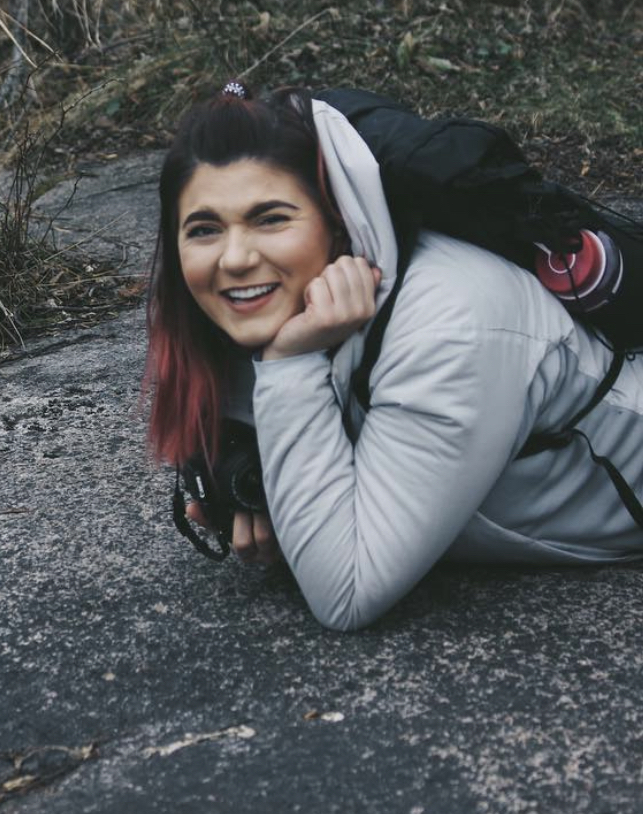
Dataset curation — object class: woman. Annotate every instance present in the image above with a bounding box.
[146,82,643,631]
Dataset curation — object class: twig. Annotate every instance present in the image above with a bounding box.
[38,174,83,248]
[0,296,25,349]
[548,0,567,25]
[590,180,606,198]
[51,273,145,290]
[237,9,334,81]
[0,16,37,69]
[44,303,121,312]
[97,32,156,54]
[0,6,55,54]
[0,0,31,109]
[619,0,637,24]
[40,212,128,264]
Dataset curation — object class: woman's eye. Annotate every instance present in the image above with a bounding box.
[186,224,221,238]
[257,213,289,227]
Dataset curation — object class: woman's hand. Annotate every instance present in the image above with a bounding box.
[186,502,280,565]
[263,256,381,360]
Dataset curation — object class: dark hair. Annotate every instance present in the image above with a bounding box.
[144,84,343,465]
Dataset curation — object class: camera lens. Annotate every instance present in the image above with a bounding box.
[230,459,266,511]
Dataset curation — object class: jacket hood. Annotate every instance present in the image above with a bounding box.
[312,99,398,303]
[312,99,398,402]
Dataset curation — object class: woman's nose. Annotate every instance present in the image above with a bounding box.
[218,229,259,274]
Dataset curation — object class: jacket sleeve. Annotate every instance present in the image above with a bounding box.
[252,250,550,631]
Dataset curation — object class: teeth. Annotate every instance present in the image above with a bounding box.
[225,284,278,301]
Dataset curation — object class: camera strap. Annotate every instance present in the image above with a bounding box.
[172,467,231,561]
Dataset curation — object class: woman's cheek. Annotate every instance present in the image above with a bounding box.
[181,248,209,289]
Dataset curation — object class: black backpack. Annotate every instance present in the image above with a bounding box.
[314,88,643,404]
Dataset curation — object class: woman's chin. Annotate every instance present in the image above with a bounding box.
[227,327,280,351]
[214,309,295,351]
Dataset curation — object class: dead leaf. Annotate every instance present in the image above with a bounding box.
[129,76,147,92]
[143,725,256,758]
[422,56,460,73]
[396,32,416,69]
[253,12,271,34]
[2,775,36,793]
[320,711,345,723]
[1,744,98,799]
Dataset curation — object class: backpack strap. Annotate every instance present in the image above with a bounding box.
[572,428,643,528]
[517,350,624,457]
[351,221,419,412]
[517,350,643,531]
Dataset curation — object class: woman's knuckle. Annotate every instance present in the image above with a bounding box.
[233,535,253,553]
[254,527,270,547]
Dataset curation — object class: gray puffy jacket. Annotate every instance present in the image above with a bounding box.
[246,100,643,631]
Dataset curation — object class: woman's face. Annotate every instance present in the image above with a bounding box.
[177,159,335,349]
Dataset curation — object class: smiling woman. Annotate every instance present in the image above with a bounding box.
[145,82,643,632]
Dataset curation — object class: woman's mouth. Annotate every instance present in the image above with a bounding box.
[221,283,279,311]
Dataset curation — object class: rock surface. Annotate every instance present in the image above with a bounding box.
[31,152,164,275]
[2,158,643,813]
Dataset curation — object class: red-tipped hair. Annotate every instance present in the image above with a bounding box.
[145,299,221,467]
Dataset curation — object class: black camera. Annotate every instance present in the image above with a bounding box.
[172,419,267,561]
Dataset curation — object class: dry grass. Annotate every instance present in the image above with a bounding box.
[0,109,144,355]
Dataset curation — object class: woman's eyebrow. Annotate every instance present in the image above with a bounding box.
[182,200,300,231]
[182,209,219,229]
[245,200,300,219]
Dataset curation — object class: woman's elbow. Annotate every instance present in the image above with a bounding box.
[289,538,395,631]
[306,589,384,632]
